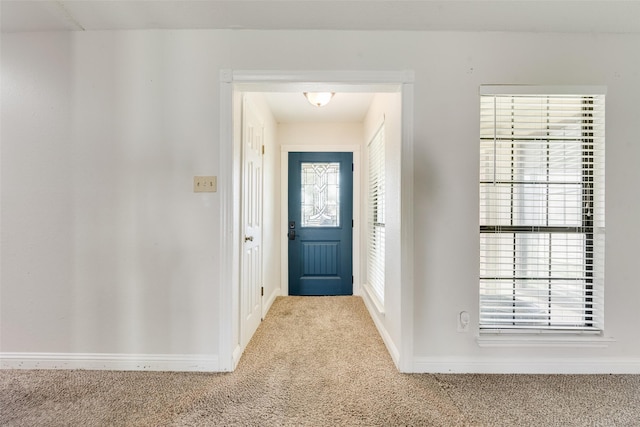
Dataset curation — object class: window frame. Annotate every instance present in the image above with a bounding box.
[367,123,386,307]
[479,86,605,334]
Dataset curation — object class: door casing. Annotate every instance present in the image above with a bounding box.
[219,70,415,373]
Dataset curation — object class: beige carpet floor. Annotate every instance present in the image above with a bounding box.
[1,296,639,426]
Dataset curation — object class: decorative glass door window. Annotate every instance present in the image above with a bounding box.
[301,162,340,227]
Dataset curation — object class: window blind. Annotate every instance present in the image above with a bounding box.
[368,125,385,305]
[479,90,605,332]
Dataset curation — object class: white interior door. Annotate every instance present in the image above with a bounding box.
[240,95,263,349]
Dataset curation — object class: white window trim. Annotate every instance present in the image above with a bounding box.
[480,85,607,96]
[477,332,615,348]
[366,122,386,311]
[478,85,606,337]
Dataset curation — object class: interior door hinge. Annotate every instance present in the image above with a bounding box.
[352,276,354,284]
[352,219,354,228]
[261,287,264,297]
[352,163,354,172]
[262,145,265,155]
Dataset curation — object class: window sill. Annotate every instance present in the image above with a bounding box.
[477,333,615,348]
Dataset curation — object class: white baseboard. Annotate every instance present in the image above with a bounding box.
[0,352,220,372]
[262,286,280,319]
[361,292,400,368]
[232,344,243,370]
[413,356,640,374]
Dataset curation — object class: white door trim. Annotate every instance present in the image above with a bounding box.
[280,145,361,297]
[219,70,415,372]
[399,81,415,372]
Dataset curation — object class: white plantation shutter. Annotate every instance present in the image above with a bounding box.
[479,87,605,332]
[368,124,385,305]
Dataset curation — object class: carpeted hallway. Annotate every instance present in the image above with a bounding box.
[1,296,639,426]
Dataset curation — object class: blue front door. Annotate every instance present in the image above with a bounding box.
[288,152,353,295]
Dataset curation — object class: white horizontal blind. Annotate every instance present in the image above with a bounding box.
[368,124,385,305]
[479,91,605,332]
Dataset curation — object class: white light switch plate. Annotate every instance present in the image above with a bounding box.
[194,176,217,192]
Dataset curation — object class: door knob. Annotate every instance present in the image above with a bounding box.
[245,236,254,242]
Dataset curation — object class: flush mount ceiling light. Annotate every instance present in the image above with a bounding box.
[303,92,335,107]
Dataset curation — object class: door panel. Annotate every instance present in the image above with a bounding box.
[240,96,263,348]
[288,152,353,295]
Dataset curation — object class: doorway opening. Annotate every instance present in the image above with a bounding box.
[288,151,354,296]
[219,70,415,373]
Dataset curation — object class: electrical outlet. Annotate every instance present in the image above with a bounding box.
[457,311,470,332]
[194,176,217,193]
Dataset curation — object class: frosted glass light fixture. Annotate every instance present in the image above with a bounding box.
[303,92,335,107]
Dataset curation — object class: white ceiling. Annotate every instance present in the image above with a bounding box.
[262,92,376,123]
[2,1,640,34]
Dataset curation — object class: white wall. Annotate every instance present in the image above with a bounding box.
[2,31,230,369]
[408,32,640,373]
[1,34,75,353]
[2,29,639,372]
[277,122,363,148]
